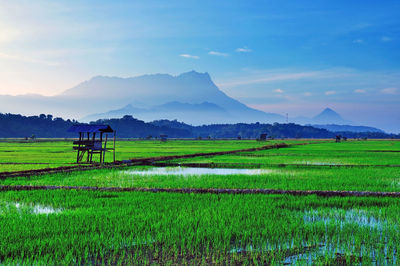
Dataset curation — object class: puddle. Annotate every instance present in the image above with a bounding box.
[1,202,62,215]
[303,209,390,231]
[299,161,343,166]
[230,240,396,265]
[124,167,275,176]
[229,209,397,264]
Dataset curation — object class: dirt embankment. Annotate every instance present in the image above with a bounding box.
[1,185,399,198]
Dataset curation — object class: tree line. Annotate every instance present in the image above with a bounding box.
[0,113,398,139]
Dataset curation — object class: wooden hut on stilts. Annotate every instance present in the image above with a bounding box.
[68,125,116,164]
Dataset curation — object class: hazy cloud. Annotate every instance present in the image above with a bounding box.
[208,51,229,57]
[381,87,398,95]
[304,92,312,96]
[218,71,321,87]
[236,47,252,53]
[325,90,336,95]
[354,89,366,93]
[179,54,199,59]
[274,88,284,93]
[381,36,393,42]
[353,39,364,44]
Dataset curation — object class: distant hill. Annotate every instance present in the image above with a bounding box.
[293,108,351,125]
[312,108,351,124]
[312,124,384,133]
[82,101,232,124]
[291,107,386,133]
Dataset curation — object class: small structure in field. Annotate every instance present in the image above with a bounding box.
[68,124,116,164]
[259,133,268,141]
[160,134,168,142]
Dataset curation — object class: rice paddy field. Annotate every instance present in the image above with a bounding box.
[0,139,399,264]
[0,139,288,172]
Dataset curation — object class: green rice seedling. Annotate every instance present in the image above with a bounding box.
[0,191,399,264]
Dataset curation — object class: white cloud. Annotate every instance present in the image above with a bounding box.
[236,47,252,53]
[217,67,361,88]
[354,89,366,93]
[274,88,284,93]
[353,39,364,44]
[179,54,199,59]
[381,87,398,95]
[218,71,321,88]
[325,90,336,95]
[304,92,312,96]
[208,51,229,57]
[381,36,393,42]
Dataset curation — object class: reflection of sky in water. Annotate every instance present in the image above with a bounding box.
[124,167,274,176]
[298,161,343,166]
[1,202,62,215]
[303,209,391,231]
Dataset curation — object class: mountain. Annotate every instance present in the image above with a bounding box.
[311,108,350,124]
[293,108,351,125]
[75,71,284,124]
[291,107,385,133]
[0,71,284,125]
[82,101,232,124]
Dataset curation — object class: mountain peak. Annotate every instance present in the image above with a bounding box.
[322,107,336,113]
[314,107,341,118]
[313,107,348,124]
[177,71,212,82]
[318,108,339,116]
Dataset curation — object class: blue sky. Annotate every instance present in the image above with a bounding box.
[0,0,399,131]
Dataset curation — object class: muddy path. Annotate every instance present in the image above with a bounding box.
[151,162,400,168]
[1,185,399,198]
[0,162,52,165]
[0,142,303,179]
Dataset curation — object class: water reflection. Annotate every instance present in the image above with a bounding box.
[124,167,275,176]
[2,202,62,215]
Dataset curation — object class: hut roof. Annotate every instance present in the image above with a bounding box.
[68,124,114,133]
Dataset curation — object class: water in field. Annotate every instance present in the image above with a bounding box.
[303,208,389,231]
[0,202,62,215]
[229,208,397,264]
[124,167,274,176]
[300,161,344,166]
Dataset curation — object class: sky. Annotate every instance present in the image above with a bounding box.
[0,0,399,131]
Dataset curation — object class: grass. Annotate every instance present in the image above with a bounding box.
[0,190,399,264]
[0,139,399,264]
[2,166,400,192]
[0,139,282,172]
[170,140,400,166]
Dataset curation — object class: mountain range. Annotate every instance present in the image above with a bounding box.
[0,70,385,132]
[0,71,283,124]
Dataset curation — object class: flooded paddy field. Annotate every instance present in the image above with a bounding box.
[0,190,398,264]
[2,164,399,192]
[0,139,399,264]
